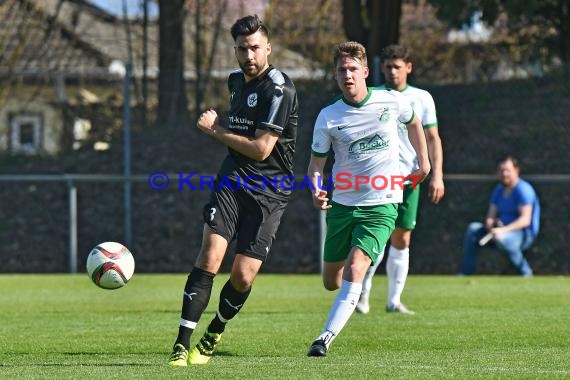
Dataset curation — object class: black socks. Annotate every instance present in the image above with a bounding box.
[207,280,252,334]
[175,267,215,348]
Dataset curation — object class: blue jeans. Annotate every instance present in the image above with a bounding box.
[460,222,534,276]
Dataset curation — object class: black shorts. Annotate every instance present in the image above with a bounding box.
[203,187,289,261]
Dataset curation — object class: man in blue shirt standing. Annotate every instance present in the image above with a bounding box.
[460,155,540,276]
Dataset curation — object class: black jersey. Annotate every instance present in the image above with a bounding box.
[217,65,299,199]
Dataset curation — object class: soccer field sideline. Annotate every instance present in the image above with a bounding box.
[0,274,569,379]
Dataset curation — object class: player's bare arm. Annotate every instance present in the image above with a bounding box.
[424,127,445,204]
[405,115,431,181]
[307,156,332,210]
[197,109,279,161]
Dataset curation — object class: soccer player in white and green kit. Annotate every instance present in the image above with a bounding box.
[356,44,445,315]
[306,41,430,357]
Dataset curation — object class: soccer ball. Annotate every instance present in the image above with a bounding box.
[86,242,135,289]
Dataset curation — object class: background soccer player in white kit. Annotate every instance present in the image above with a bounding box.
[306,41,430,357]
[356,44,445,315]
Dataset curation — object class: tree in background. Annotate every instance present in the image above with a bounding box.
[193,0,228,118]
[342,0,402,85]
[264,0,345,78]
[428,0,570,66]
[156,0,189,128]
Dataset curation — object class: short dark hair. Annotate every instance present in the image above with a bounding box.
[230,15,269,41]
[333,41,368,67]
[381,44,412,63]
[497,154,520,169]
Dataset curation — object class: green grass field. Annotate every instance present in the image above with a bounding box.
[0,274,569,379]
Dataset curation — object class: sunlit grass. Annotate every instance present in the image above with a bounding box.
[0,274,569,379]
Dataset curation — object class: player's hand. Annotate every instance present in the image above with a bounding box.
[312,190,332,210]
[409,165,430,186]
[428,177,445,204]
[196,109,218,136]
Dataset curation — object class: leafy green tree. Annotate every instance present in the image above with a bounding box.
[428,0,570,64]
[265,0,345,75]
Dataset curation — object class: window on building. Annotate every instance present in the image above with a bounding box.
[10,114,43,154]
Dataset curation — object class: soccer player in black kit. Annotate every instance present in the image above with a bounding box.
[168,15,298,366]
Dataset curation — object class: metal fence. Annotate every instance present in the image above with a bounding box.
[1,173,569,274]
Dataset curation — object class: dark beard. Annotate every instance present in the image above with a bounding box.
[239,61,262,77]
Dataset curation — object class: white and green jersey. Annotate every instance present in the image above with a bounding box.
[311,88,414,206]
[379,84,438,176]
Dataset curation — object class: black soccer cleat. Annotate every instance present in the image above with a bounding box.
[307,339,328,357]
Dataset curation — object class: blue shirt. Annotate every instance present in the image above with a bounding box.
[490,179,540,238]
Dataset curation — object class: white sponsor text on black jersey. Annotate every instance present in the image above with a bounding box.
[217,65,299,199]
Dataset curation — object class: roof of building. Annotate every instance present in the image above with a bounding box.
[0,0,323,80]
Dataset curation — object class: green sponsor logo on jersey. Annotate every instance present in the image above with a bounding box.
[377,107,390,122]
[349,134,390,155]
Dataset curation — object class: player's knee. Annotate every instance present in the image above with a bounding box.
[229,275,253,293]
[391,229,411,249]
[391,236,410,250]
[229,265,257,292]
[323,281,339,291]
[195,251,223,273]
[322,275,340,291]
[345,262,368,283]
